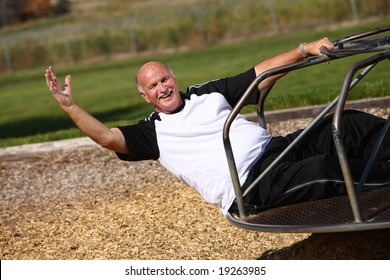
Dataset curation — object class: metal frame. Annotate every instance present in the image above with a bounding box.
[223,25,390,232]
[332,52,390,223]
[225,214,390,234]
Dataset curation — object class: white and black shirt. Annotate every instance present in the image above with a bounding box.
[116,68,271,214]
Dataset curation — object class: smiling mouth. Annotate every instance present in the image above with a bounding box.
[158,89,173,100]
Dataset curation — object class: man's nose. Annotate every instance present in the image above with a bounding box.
[157,82,165,92]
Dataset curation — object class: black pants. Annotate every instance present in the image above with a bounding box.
[243,110,390,211]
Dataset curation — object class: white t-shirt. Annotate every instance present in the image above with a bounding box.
[156,93,270,213]
[117,68,270,214]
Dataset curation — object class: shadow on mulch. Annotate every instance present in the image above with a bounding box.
[258,229,390,259]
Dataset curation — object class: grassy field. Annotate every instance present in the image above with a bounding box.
[0,18,389,147]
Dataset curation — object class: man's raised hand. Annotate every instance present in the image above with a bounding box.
[45,66,74,108]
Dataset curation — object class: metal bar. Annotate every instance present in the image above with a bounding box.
[322,36,390,58]
[223,139,247,217]
[226,212,390,233]
[332,51,390,222]
[340,36,390,49]
[244,97,338,197]
[257,105,267,129]
[356,115,390,193]
[348,63,377,89]
[333,25,390,47]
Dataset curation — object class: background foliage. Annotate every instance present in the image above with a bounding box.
[0,0,389,72]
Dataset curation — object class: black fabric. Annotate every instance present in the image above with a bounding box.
[243,110,390,210]
[116,119,159,161]
[186,68,259,106]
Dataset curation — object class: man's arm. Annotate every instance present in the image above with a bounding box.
[254,37,334,94]
[45,66,128,154]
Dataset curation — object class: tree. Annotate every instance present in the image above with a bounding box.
[0,0,70,28]
[18,0,52,22]
[54,0,71,15]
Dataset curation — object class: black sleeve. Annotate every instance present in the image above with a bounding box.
[186,68,259,107]
[115,119,159,161]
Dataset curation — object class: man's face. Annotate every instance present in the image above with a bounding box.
[137,62,183,114]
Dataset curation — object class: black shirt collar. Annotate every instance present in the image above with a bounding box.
[149,92,188,121]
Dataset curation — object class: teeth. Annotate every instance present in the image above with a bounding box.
[159,90,172,100]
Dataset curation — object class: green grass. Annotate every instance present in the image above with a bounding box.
[0,19,389,147]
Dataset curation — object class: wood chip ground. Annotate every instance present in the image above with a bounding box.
[1,107,389,260]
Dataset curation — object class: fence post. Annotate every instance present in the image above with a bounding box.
[349,0,359,22]
[64,36,74,63]
[194,8,206,44]
[1,37,13,73]
[127,20,138,54]
[268,0,279,33]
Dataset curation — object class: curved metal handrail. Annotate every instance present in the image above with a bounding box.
[223,26,390,220]
[322,36,390,58]
[333,25,390,47]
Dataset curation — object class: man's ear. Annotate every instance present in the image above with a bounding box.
[139,92,150,103]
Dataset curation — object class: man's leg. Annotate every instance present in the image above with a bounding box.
[287,110,390,160]
[246,154,390,209]
[244,110,390,209]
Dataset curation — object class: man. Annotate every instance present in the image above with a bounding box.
[45,38,390,215]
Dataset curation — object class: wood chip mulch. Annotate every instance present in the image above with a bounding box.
[1,107,389,260]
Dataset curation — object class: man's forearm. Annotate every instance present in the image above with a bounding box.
[254,47,303,92]
[254,38,333,92]
[61,103,117,149]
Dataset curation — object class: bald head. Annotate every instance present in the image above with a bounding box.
[134,61,182,114]
[136,61,174,94]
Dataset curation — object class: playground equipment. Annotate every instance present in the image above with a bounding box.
[224,26,390,233]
